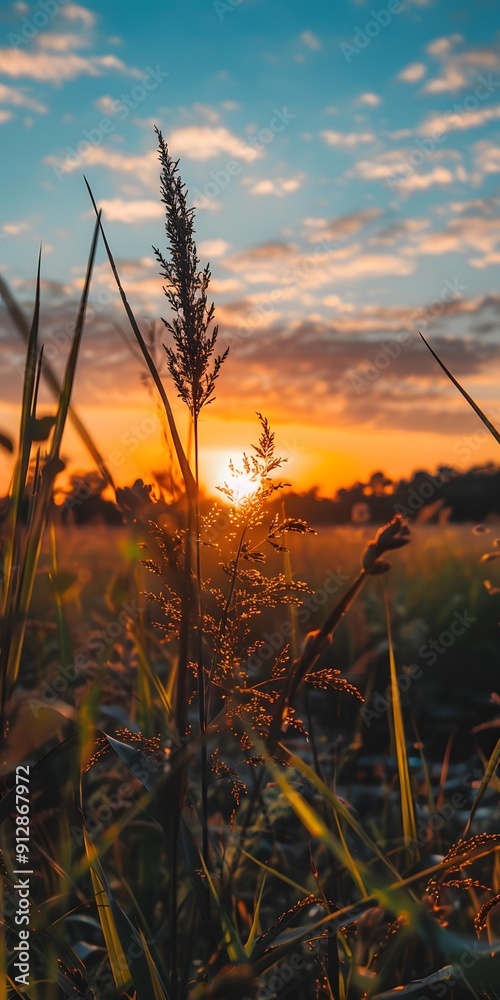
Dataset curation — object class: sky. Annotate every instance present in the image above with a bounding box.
[0,0,499,497]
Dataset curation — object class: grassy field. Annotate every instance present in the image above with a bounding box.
[1,136,499,1000]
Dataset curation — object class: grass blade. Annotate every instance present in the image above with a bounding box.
[420,331,500,445]
[245,873,267,956]
[464,735,500,836]
[83,829,133,992]
[3,215,102,694]
[385,589,418,855]
[264,750,369,898]
[198,852,247,962]
[277,743,404,885]
[0,270,114,485]
[238,847,311,897]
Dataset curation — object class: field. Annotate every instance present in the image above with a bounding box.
[1,137,500,1000]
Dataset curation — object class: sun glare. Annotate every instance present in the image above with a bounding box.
[225,469,259,503]
[204,450,259,501]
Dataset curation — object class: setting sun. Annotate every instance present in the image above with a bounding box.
[204,449,259,502]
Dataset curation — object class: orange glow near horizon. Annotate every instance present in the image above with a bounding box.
[1,400,500,501]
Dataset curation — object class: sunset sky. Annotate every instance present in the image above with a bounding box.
[0,0,499,496]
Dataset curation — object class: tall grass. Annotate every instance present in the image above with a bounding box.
[0,137,499,999]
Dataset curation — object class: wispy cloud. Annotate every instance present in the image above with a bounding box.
[61,3,96,28]
[356,92,381,107]
[320,129,375,149]
[167,125,262,162]
[198,239,231,257]
[300,30,321,51]
[36,33,90,52]
[243,175,303,196]
[424,37,499,94]
[2,221,30,235]
[303,208,382,243]
[397,62,427,83]
[45,146,157,179]
[222,239,414,288]
[0,49,138,84]
[0,83,47,113]
[90,198,163,223]
[473,140,500,176]
[419,104,500,136]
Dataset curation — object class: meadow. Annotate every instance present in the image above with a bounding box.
[0,133,499,1000]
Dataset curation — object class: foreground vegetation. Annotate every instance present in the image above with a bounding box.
[0,133,499,999]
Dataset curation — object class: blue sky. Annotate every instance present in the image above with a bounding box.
[0,0,499,493]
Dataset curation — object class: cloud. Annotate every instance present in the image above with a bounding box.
[2,222,30,235]
[222,239,413,288]
[45,145,158,184]
[473,140,500,176]
[419,104,500,137]
[397,62,427,83]
[303,208,382,244]
[423,39,499,94]
[424,64,467,93]
[450,197,500,216]
[0,83,47,113]
[300,31,321,50]
[211,306,500,434]
[356,92,381,107]
[395,167,457,193]
[166,125,262,162]
[0,49,137,84]
[191,102,220,124]
[3,272,498,440]
[0,111,13,124]
[407,215,500,260]
[209,278,242,295]
[92,199,163,223]
[94,95,119,115]
[350,149,462,193]
[370,218,430,245]
[426,34,463,57]
[320,129,375,149]
[36,33,89,51]
[61,3,96,28]
[198,239,231,258]
[243,176,303,196]
[470,253,500,269]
